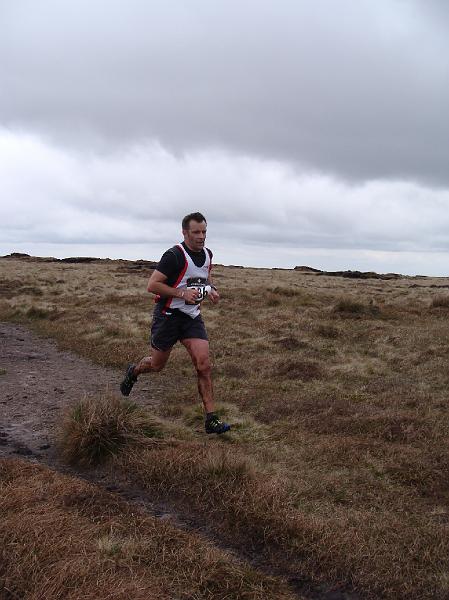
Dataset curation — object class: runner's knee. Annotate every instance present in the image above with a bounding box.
[151,359,168,372]
[149,347,171,372]
[195,356,211,375]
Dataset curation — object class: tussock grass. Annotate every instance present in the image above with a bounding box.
[60,391,164,466]
[20,285,44,296]
[272,335,305,349]
[316,323,341,338]
[0,458,297,600]
[333,296,381,316]
[431,294,449,308]
[270,285,303,297]
[275,358,324,381]
[26,305,51,319]
[219,362,248,378]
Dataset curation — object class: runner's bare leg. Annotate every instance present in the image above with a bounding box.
[133,348,172,375]
[181,338,214,413]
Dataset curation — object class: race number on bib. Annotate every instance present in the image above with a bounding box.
[186,277,211,304]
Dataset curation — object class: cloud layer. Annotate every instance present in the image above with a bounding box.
[1,0,448,184]
[2,128,449,274]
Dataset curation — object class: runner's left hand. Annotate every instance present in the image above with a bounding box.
[209,288,220,304]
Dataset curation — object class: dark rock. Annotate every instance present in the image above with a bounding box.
[319,270,402,280]
[60,257,99,263]
[125,262,157,270]
[2,252,31,259]
[294,265,322,272]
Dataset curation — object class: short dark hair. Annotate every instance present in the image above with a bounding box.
[182,212,207,230]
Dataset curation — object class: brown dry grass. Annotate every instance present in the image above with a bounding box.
[0,458,297,600]
[1,256,449,599]
[60,391,164,466]
[431,294,449,308]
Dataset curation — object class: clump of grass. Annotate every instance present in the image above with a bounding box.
[316,324,340,338]
[270,286,302,297]
[26,306,49,319]
[274,359,323,381]
[219,363,247,378]
[431,295,449,308]
[103,323,122,337]
[333,296,380,317]
[60,391,163,466]
[267,295,281,307]
[333,297,366,314]
[273,335,305,350]
[20,286,43,296]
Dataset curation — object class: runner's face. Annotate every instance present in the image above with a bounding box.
[183,220,207,251]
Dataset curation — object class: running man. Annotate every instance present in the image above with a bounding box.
[120,212,230,435]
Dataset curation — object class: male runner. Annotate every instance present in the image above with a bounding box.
[120,212,230,435]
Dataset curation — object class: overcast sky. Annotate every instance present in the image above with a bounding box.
[1,0,448,275]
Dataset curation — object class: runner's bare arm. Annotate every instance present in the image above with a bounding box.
[147,270,198,303]
[207,275,220,304]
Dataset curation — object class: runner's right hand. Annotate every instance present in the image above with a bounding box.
[181,288,199,304]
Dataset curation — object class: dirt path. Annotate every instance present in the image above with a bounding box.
[0,321,159,460]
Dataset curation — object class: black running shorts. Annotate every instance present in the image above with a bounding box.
[150,308,208,352]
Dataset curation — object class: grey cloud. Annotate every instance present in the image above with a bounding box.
[1,0,448,184]
[2,131,449,261]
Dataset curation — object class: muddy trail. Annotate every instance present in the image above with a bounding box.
[0,322,361,600]
[0,322,162,460]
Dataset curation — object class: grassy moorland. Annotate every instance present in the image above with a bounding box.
[0,255,448,599]
[0,458,296,600]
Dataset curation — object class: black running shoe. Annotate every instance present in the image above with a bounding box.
[120,364,137,396]
[205,415,231,434]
